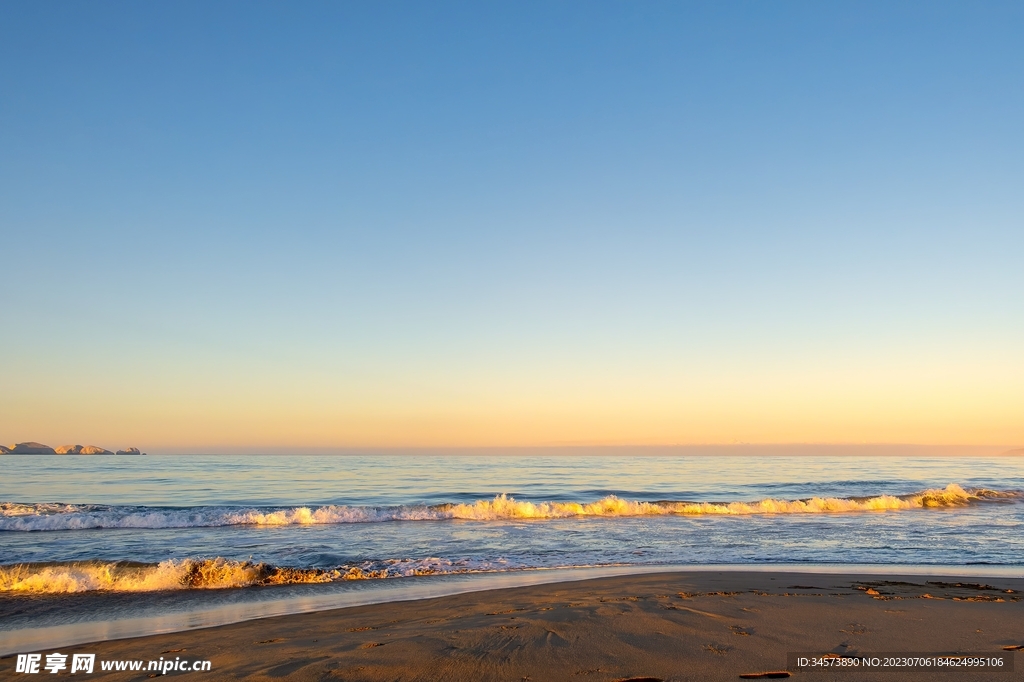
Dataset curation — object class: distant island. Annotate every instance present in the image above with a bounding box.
[0,441,146,455]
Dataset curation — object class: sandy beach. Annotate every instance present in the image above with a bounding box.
[5,571,1022,681]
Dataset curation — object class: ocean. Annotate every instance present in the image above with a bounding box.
[2,452,1023,651]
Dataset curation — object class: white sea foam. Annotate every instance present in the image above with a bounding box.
[0,485,1017,532]
[0,502,87,517]
[0,557,520,593]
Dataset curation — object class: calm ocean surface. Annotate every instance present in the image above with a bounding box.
[2,453,1023,592]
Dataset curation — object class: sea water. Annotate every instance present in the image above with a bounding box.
[3,451,1023,651]
[2,452,1022,594]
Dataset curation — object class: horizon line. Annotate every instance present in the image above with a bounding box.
[16,443,1015,456]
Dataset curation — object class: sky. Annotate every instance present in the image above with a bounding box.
[1,2,1022,452]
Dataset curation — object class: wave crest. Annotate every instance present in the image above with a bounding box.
[0,485,1016,531]
[0,557,516,594]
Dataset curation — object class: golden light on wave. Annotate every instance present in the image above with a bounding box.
[2,484,1015,594]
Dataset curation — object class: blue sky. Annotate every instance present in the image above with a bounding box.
[2,2,1022,450]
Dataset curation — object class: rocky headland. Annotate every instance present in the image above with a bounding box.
[54,444,114,455]
[1,442,145,455]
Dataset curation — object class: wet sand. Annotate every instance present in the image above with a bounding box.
[4,571,1023,681]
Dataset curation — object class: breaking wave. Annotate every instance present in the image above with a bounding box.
[0,485,1017,532]
[0,557,526,594]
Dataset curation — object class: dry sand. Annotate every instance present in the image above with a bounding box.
[5,571,1023,681]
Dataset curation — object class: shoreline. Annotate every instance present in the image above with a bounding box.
[4,563,1024,656]
[4,569,1023,680]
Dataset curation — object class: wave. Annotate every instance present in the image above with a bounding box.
[0,557,524,594]
[0,485,1018,532]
